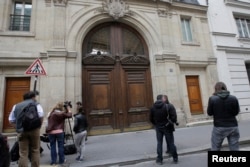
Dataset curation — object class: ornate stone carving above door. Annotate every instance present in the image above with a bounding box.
[82,55,116,65]
[100,0,132,20]
[121,54,150,65]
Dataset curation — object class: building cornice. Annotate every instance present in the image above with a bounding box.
[217,45,250,53]
[155,53,216,67]
[225,0,250,9]
[41,50,77,58]
[0,57,37,66]
[212,32,236,37]
[172,1,207,12]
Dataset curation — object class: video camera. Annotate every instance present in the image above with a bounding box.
[63,101,72,109]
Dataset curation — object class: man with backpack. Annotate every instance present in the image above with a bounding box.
[9,91,44,167]
[150,94,178,165]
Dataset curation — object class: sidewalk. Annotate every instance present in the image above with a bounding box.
[8,120,250,167]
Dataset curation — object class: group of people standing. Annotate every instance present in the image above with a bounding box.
[149,81,240,165]
[8,92,88,167]
[7,81,240,167]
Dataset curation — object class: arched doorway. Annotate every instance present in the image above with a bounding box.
[82,22,153,135]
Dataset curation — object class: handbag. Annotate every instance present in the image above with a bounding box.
[10,141,19,162]
[64,118,77,155]
[64,144,77,155]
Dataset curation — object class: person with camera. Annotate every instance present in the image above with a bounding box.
[46,102,72,166]
[73,106,88,162]
[150,95,178,165]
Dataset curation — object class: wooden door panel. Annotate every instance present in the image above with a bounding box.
[3,77,30,132]
[128,83,145,107]
[125,71,151,127]
[85,71,115,132]
[186,76,203,114]
[91,84,109,110]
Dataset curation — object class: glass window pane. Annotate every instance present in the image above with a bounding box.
[247,20,250,37]
[241,19,249,38]
[14,3,22,15]
[122,29,144,55]
[235,18,243,37]
[87,27,111,55]
[24,3,32,16]
[185,20,193,41]
[181,19,187,41]
[181,18,192,42]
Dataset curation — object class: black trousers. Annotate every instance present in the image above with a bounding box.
[156,126,178,161]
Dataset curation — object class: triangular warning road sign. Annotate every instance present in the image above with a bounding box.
[25,59,47,75]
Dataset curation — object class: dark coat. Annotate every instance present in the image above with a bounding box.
[73,113,88,134]
[207,91,240,127]
[150,100,177,131]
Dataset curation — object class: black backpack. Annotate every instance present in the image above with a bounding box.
[21,102,41,131]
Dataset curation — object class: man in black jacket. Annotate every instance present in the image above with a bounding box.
[162,95,178,154]
[73,107,88,162]
[207,82,240,151]
[150,95,178,165]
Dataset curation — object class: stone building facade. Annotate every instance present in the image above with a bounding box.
[208,0,250,121]
[0,0,217,135]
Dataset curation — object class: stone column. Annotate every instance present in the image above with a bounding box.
[155,53,186,126]
[52,0,67,48]
[206,57,218,95]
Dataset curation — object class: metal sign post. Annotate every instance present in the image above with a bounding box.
[33,75,38,92]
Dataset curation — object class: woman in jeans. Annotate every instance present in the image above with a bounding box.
[46,102,72,166]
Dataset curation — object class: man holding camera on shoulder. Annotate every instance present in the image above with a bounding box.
[150,94,178,165]
[46,102,72,166]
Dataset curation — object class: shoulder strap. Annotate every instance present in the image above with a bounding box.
[165,104,170,119]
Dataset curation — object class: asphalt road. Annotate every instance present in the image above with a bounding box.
[122,145,250,167]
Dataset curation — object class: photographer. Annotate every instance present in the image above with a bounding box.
[46,102,72,166]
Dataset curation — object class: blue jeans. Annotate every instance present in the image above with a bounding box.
[156,127,178,161]
[48,133,65,164]
[211,126,240,151]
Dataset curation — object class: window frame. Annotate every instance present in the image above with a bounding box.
[235,16,250,39]
[10,0,32,31]
[179,15,200,46]
[181,17,193,42]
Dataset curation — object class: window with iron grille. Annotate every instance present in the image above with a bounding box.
[235,17,250,38]
[9,1,32,31]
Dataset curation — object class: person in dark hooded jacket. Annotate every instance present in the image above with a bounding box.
[150,95,178,165]
[207,82,240,151]
[162,95,178,154]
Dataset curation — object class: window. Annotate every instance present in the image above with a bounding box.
[235,17,250,38]
[9,1,32,31]
[181,18,193,42]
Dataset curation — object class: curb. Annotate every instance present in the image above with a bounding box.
[85,137,250,167]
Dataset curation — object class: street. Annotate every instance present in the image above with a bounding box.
[122,145,250,167]
[8,121,250,167]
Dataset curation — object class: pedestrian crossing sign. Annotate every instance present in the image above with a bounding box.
[25,59,47,75]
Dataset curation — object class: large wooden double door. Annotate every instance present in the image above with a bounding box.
[82,23,153,135]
